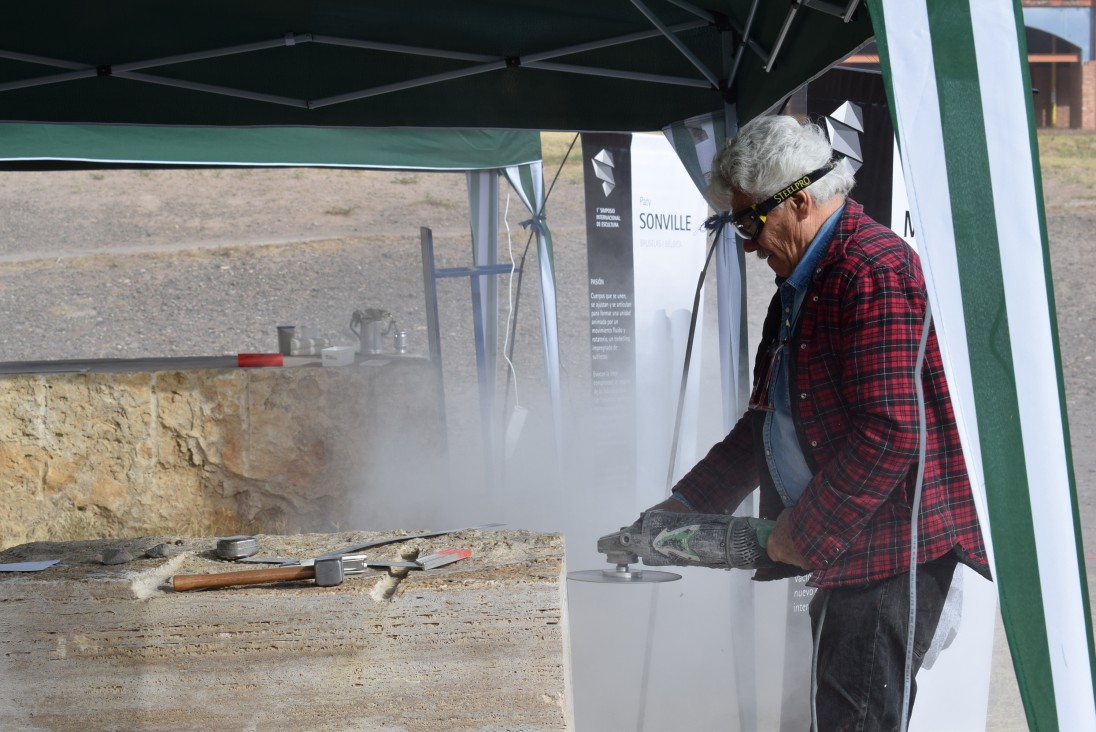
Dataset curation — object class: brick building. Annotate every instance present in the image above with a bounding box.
[1023,1,1096,129]
[839,2,1095,130]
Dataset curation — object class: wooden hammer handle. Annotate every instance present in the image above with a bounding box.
[172,565,316,592]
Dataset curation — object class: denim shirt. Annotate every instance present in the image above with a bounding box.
[762,204,845,507]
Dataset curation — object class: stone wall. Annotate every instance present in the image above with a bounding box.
[0,358,447,549]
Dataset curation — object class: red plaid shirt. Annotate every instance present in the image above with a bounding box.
[673,200,990,588]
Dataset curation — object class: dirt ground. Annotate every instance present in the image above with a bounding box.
[0,130,1092,729]
[1037,132,1096,575]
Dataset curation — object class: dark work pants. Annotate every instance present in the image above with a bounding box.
[808,552,958,732]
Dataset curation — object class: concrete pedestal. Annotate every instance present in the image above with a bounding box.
[0,529,571,731]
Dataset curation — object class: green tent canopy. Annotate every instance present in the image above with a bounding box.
[0,123,543,169]
[0,1,870,132]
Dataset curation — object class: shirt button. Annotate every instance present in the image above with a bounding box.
[810,440,818,447]
[799,343,806,350]
[784,307,790,313]
[800,393,807,400]
[812,295,819,302]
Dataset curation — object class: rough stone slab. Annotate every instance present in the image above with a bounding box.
[0,529,572,731]
[0,358,447,549]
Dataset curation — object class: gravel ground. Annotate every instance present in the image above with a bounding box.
[0,164,588,374]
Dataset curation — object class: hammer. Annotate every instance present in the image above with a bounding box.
[171,549,471,592]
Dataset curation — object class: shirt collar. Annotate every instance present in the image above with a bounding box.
[785,203,845,291]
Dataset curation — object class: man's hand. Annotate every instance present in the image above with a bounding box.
[645,495,692,514]
[766,509,811,569]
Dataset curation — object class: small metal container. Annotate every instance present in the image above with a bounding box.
[215,535,260,560]
[394,330,408,354]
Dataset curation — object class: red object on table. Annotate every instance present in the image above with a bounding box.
[237,353,284,367]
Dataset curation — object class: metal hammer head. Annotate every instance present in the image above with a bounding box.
[314,556,346,586]
[315,555,376,586]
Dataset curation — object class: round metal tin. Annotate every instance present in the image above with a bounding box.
[215,535,260,560]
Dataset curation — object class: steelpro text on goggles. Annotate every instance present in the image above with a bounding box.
[729,161,836,241]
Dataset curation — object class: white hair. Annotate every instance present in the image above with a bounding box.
[709,115,856,209]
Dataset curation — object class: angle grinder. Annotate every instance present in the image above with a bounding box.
[568,510,776,584]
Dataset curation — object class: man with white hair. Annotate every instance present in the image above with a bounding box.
[649,115,991,729]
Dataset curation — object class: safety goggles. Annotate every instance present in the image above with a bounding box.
[729,162,835,241]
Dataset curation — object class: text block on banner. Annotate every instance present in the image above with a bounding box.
[582,132,711,509]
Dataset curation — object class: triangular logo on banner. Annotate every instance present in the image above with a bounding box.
[591,149,616,196]
[826,104,864,174]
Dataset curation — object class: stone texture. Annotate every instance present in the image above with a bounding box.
[0,528,572,731]
[0,358,447,549]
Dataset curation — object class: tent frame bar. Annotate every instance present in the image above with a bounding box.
[728,0,763,90]
[762,0,860,73]
[311,61,511,108]
[0,49,84,70]
[631,0,720,88]
[766,2,801,72]
[3,0,860,110]
[119,72,311,108]
[0,69,95,93]
[0,19,718,108]
[113,36,305,73]
[843,0,862,23]
[522,61,711,88]
[421,226,522,494]
[801,0,854,20]
[312,34,496,63]
[522,21,708,63]
[663,0,717,23]
[0,36,309,94]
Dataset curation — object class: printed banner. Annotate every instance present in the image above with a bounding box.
[582,133,638,497]
[581,132,711,507]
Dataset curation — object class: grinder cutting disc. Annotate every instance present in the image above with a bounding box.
[568,566,681,584]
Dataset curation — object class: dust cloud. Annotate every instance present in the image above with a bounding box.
[338,281,810,731]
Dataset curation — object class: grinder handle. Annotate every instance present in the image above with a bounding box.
[172,565,316,592]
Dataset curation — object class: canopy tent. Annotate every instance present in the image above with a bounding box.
[0,2,870,132]
[1,1,1092,728]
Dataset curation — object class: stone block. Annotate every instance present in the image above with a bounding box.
[0,528,571,731]
[0,358,447,549]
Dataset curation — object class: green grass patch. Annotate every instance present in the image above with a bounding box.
[1038,132,1096,193]
[424,193,458,209]
[324,205,354,216]
[541,131,585,184]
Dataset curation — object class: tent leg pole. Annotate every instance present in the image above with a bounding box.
[469,274,496,494]
[420,227,450,458]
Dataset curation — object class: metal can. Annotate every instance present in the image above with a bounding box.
[394,330,408,354]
